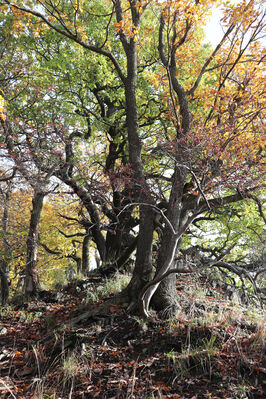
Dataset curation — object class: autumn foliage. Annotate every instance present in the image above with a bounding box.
[0,1,265,311]
[0,1,265,397]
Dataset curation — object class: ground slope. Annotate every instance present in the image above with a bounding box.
[0,274,265,398]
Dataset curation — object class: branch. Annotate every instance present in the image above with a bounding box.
[139,266,192,315]
[117,202,176,234]
[112,0,129,51]
[189,169,210,210]
[39,242,62,256]
[158,15,168,66]
[247,194,266,224]
[254,268,266,282]
[192,216,215,227]
[56,228,85,238]
[57,212,83,224]
[184,185,265,212]
[1,119,30,181]
[4,1,126,84]
[188,24,235,96]
[40,242,81,266]
[0,167,17,182]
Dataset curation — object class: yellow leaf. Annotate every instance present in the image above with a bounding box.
[0,94,6,120]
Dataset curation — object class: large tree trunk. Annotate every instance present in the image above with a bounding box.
[0,182,11,304]
[126,205,154,310]
[141,165,188,317]
[151,237,182,317]
[24,187,44,296]
[146,14,193,318]
[116,2,154,309]
[121,71,155,307]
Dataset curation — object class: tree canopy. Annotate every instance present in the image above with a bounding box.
[0,0,265,313]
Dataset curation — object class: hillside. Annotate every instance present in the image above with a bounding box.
[0,273,265,399]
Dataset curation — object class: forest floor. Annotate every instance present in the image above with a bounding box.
[0,273,265,399]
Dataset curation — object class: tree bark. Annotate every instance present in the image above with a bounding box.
[114,2,155,309]
[151,240,182,317]
[151,204,189,316]
[0,182,11,304]
[126,205,155,310]
[81,233,91,275]
[24,187,44,296]
[143,165,188,317]
[144,13,193,317]
[0,262,9,305]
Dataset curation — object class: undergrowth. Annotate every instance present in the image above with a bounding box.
[0,273,265,398]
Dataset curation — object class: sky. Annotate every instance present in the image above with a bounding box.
[204,6,224,47]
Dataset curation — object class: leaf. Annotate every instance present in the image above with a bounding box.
[0,94,6,120]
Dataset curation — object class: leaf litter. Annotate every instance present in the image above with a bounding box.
[0,275,265,398]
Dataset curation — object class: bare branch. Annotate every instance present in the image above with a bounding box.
[188,24,235,96]
[56,228,85,238]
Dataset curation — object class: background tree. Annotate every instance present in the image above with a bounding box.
[0,176,33,302]
[0,175,13,304]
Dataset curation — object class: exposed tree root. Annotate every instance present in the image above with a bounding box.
[68,293,130,325]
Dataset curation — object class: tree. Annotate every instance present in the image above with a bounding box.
[0,113,59,296]
[0,174,33,302]
[0,177,13,304]
[1,0,265,315]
